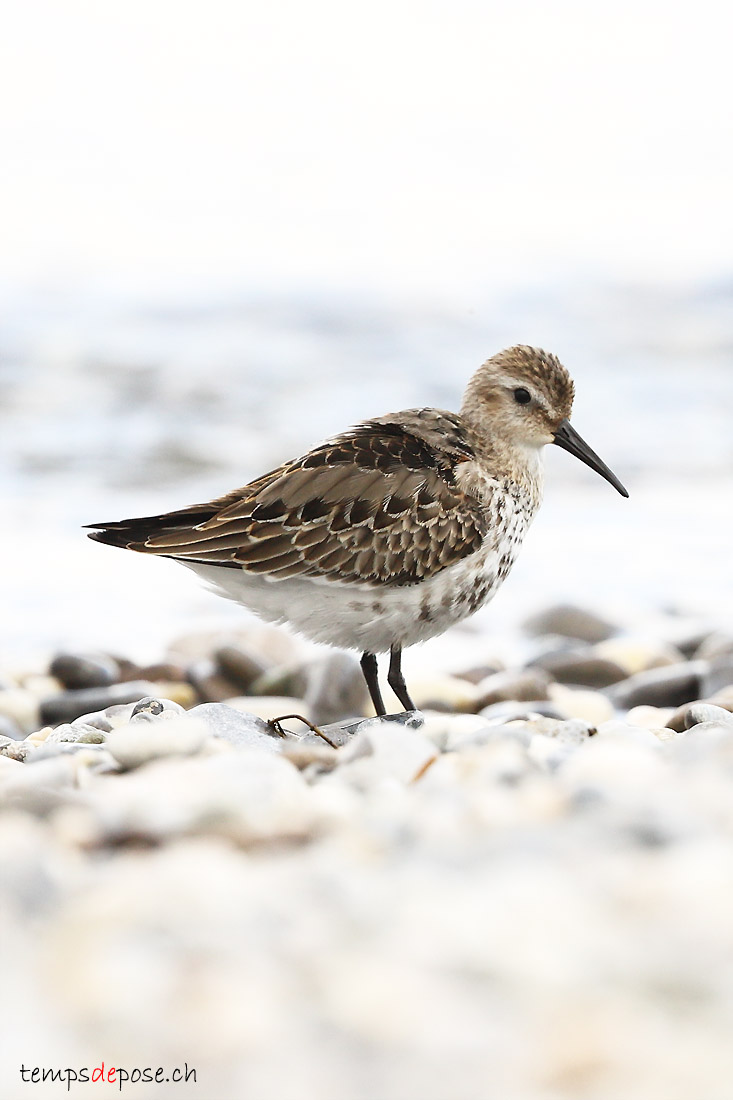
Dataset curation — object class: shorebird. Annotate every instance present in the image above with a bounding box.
[87,346,627,716]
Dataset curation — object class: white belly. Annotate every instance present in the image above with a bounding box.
[184,541,510,653]
[181,476,538,653]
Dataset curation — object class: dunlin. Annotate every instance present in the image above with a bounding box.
[87,346,628,715]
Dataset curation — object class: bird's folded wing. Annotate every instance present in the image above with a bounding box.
[87,417,490,586]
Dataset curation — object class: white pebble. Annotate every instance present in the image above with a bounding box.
[106,717,208,769]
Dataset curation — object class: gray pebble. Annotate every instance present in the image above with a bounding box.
[479,700,565,724]
[701,656,733,698]
[304,652,369,725]
[0,735,32,761]
[106,718,207,769]
[522,604,617,643]
[529,647,627,688]
[130,697,185,723]
[187,702,284,750]
[29,743,113,764]
[527,717,596,743]
[45,722,107,744]
[695,632,733,661]
[318,709,425,747]
[684,703,733,730]
[663,699,733,734]
[335,714,435,783]
[666,721,733,764]
[0,714,24,741]
[49,652,118,690]
[39,681,161,726]
[608,662,706,710]
[673,628,718,660]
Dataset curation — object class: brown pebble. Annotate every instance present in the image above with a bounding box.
[475,668,552,709]
[188,660,242,703]
[529,647,627,688]
[453,661,505,685]
[215,645,268,690]
[49,653,118,691]
[138,662,189,684]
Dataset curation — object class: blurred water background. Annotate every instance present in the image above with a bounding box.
[1,0,732,662]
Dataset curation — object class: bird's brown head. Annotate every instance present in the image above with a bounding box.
[461,345,575,447]
[461,345,628,496]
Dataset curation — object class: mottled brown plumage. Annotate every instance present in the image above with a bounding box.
[87,345,627,716]
[89,410,489,585]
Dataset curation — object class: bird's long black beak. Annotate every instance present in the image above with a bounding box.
[553,419,629,498]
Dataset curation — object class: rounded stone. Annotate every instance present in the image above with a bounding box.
[0,737,34,762]
[406,674,479,714]
[106,716,208,769]
[149,680,197,708]
[335,719,438,785]
[421,712,497,751]
[135,661,189,683]
[701,656,733,698]
[45,722,107,744]
[22,674,63,698]
[608,662,706,711]
[0,688,41,735]
[474,668,552,709]
[304,652,369,725]
[215,644,269,690]
[695,632,733,661]
[453,660,506,685]
[248,663,310,700]
[130,697,185,722]
[49,653,119,691]
[479,700,565,724]
[710,686,733,709]
[594,637,684,676]
[39,682,161,727]
[522,604,617,643]
[131,697,166,718]
[528,647,627,688]
[548,684,614,725]
[684,703,733,730]
[626,705,676,730]
[524,716,595,741]
[187,660,242,703]
[186,702,282,750]
[0,714,24,741]
[226,696,314,724]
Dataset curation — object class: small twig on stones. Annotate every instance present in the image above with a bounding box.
[268,714,339,749]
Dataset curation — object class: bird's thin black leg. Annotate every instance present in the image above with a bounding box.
[388,645,416,712]
[361,651,386,716]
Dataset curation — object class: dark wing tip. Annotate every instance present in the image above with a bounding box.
[84,523,135,548]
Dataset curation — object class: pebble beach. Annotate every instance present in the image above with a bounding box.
[3,603,733,1099]
[2,274,732,1100]
[4,0,733,1090]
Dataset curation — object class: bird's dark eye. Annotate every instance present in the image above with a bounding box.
[513,387,532,405]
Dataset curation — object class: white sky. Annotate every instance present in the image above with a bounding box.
[1,0,732,299]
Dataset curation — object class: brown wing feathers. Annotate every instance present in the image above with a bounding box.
[86,418,488,586]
